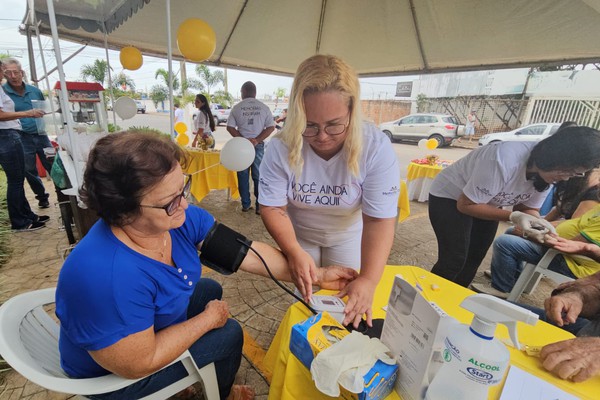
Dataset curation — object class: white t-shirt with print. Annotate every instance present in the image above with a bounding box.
[430,141,550,208]
[227,98,274,138]
[259,123,400,246]
[0,86,21,130]
[193,110,211,134]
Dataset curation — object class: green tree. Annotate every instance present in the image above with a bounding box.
[80,59,111,86]
[274,87,287,107]
[155,68,180,92]
[150,84,169,111]
[212,90,234,108]
[194,65,224,97]
[182,77,204,94]
[112,72,136,92]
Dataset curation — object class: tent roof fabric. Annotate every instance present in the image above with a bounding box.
[26,0,600,77]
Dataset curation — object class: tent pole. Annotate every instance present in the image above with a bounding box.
[29,0,59,132]
[45,0,80,187]
[102,23,117,128]
[166,0,174,140]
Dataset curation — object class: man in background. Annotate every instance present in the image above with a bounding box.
[227,81,275,215]
[173,100,184,140]
[3,57,51,208]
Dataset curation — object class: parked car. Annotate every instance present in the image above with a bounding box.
[478,123,561,146]
[211,104,230,126]
[379,113,463,147]
[135,100,146,114]
[272,108,285,120]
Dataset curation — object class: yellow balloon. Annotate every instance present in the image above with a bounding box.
[176,133,190,146]
[119,47,143,70]
[174,122,188,135]
[177,18,216,62]
[426,138,438,150]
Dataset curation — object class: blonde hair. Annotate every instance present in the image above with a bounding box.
[279,54,363,175]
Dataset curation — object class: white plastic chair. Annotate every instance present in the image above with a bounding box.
[507,249,575,302]
[0,287,220,400]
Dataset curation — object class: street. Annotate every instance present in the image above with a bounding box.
[112,111,472,178]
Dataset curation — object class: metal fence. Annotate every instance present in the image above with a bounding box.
[523,97,600,129]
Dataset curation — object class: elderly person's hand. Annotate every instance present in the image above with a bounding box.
[315,266,359,291]
[287,247,319,302]
[203,300,229,330]
[336,275,378,328]
[544,290,584,327]
[540,337,600,382]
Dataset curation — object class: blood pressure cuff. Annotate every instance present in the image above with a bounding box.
[199,222,252,275]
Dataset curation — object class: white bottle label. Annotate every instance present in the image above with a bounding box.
[443,337,506,386]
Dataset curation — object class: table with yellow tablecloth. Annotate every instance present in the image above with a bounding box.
[406,162,443,202]
[397,180,410,223]
[183,150,239,202]
[263,265,599,400]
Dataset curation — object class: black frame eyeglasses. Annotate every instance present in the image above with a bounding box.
[302,115,351,137]
[140,174,191,216]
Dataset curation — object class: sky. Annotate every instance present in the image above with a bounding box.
[0,0,412,101]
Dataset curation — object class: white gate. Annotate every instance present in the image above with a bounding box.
[523,97,600,129]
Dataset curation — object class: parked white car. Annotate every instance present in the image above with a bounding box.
[478,123,561,146]
[379,113,463,147]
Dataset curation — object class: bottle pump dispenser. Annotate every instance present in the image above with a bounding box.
[425,294,538,400]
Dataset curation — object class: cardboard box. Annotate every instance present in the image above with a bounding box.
[290,312,398,400]
[380,276,456,400]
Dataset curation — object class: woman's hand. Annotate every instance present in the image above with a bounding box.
[287,247,318,302]
[316,266,359,291]
[336,275,378,328]
[203,299,229,330]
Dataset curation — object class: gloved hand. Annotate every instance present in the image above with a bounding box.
[310,331,395,396]
[509,211,556,243]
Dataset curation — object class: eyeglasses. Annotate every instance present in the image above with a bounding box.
[302,114,350,137]
[140,174,191,216]
[3,70,22,76]
[555,170,587,178]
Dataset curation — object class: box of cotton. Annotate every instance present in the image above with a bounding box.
[290,312,398,400]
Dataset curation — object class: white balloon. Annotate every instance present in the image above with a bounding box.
[114,97,137,120]
[220,137,256,171]
[418,138,428,150]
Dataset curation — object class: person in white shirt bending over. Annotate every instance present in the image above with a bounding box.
[258,54,400,329]
[428,126,600,289]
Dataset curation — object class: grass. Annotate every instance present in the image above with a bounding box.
[0,172,11,268]
[0,172,10,379]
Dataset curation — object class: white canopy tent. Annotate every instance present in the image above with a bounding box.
[24,0,600,77]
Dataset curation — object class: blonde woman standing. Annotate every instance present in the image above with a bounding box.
[259,55,400,328]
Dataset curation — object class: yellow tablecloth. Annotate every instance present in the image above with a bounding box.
[397,180,410,223]
[263,266,599,400]
[406,162,443,202]
[183,150,239,202]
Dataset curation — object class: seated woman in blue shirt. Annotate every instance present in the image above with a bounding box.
[55,131,357,400]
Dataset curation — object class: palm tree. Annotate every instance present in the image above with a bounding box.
[195,65,224,98]
[182,77,204,94]
[80,59,111,86]
[150,84,169,111]
[274,87,287,108]
[212,90,234,108]
[112,72,136,92]
[155,68,180,92]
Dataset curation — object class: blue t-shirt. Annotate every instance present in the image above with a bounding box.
[2,83,44,135]
[55,205,215,378]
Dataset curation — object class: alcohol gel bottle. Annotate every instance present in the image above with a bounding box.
[425,294,538,400]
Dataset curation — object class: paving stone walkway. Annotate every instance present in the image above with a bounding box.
[0,178,553,400]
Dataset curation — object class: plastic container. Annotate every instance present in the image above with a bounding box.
[425,294,538,400]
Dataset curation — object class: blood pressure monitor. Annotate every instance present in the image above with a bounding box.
[309,295,346,323]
